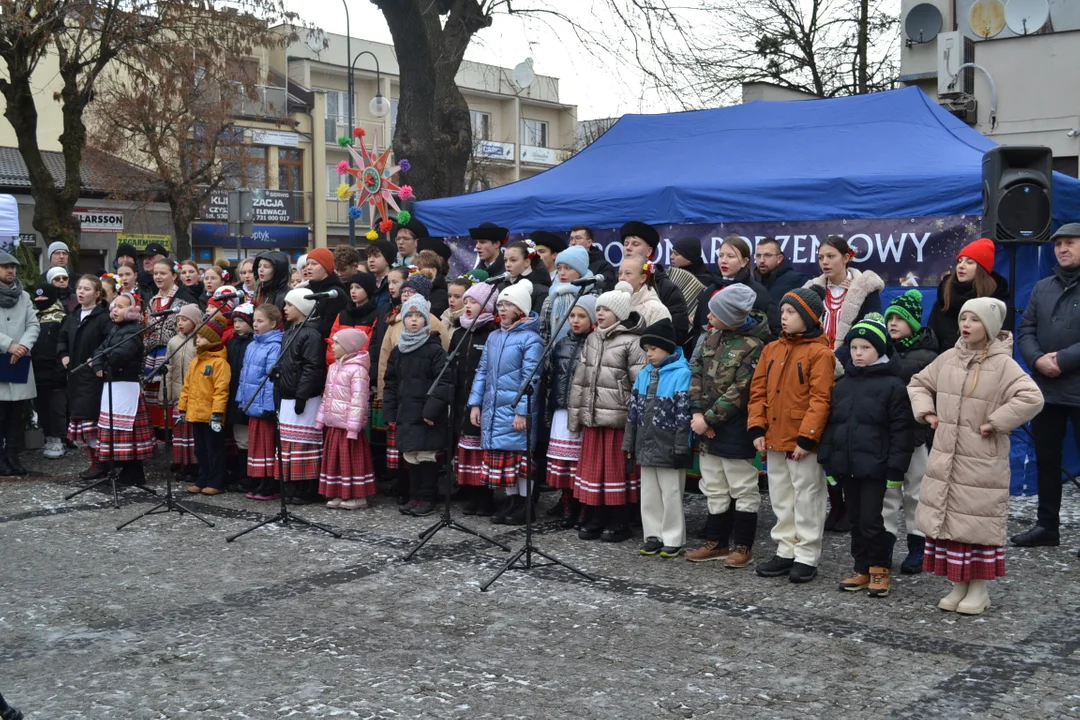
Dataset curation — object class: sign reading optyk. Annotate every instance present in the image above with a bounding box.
[73,209,124,233]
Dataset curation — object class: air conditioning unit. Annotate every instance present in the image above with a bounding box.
[937,31,975,97]
[940,94,978,125]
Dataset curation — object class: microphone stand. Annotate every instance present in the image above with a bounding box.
[227,304,341,543]
[64,315,170,508]
[480,281,598,591]
[402,279,511,561]
[117,304,234,530]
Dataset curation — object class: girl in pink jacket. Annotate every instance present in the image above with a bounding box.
[317,328,375,509]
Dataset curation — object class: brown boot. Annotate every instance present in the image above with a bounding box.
[685,541,729,562]
[868,566,890,598]
[839,571,871,592]
[724,545,753,568]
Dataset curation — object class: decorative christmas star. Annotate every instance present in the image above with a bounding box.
[342,140,404,226]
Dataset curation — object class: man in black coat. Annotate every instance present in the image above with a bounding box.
[754,238,810,303]
[1014,223,1080,551]
[569,225,615,288]
[620,221,691,346]
[470,222,507,277]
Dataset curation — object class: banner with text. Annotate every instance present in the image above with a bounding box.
[437,216,981,287]
[200,190,301,224]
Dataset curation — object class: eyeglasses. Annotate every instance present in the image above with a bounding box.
[755,252,778,260]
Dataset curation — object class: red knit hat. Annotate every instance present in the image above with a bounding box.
[957,237,996,274]
[307,247,335,274]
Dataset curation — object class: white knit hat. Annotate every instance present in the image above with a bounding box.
[47,241,69,261]
[284,287,317,317]
[497,278,534,315]
[595,281,634,321]
[959,297,1007,339]
[45,266,69,282]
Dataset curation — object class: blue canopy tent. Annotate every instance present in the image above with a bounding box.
[415,86,1080,492]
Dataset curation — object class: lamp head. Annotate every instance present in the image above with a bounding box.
[370,93,391,119]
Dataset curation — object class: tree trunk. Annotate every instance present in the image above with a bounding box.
[856,0,869,94]
[169,195,198,261]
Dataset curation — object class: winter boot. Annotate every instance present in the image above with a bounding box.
[461,486,480,516]
[491,494,516,525]
[725,510,758,568]
[938,582,969,612]
[504,495,527,526]
[391,466,410,505]
[868,566,891,598]
[561,497,581,529]
[825,484,847,532]
[686,511,733,562]
[476,487,496,517]
[400,464,422,515]
[5,422,26,476]
[80,448,108,480]
[901,534,925,575]
[578,505,608,540]
[601,504,632,542]
[411,462,440,516]
[547,489,569,518]
[956,579,991,615]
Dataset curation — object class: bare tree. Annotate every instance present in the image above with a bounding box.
[88,11,296,258]
[0,0,298,252]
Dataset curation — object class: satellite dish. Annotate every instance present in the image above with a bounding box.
[512,58,535,90]
[904,3,944,44]
[1005,0,1049,34]
[305,29,325,54]
[969,0,1006,38]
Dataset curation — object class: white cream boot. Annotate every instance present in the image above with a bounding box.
[956,579,991,615]
[938,581,969,612]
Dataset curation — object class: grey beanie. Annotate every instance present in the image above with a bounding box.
[707,284,757,328]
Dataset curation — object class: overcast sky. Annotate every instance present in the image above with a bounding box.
[289,1,671,121]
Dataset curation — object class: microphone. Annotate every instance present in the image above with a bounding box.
[483,272,513,285]
[214,291,240,300]
[571,275,605,287]
[149,308,180,318]
[304,288,340,300]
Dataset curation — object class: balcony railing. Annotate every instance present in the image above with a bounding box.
[325,198,369,227]
[234,85,288,119]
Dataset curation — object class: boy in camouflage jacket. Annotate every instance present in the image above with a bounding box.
[687,286,769,568]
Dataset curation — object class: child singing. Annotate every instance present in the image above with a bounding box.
[59,275,110,479]
[317,328,376,509]
[238,304,283,501]
[167,304,201,481]
[177,315,232,495]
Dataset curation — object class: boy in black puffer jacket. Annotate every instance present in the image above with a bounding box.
[884,290,940,574]
[30,284,68,459]
[818,313,914,599]
[226,303,256,491]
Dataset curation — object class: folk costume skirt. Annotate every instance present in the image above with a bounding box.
[455,434,486,487]
[277,398,323,482]
[923,537,1006,582]
[318,426,376,500]
[97,382,156,462]
[170,408,197,466]
[573,426,639,506]
[545,409,580,490]
[246,416,277,478]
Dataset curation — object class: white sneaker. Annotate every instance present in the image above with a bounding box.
[42,437,64,459]
[326,497,343,508]
[340,498,369,510]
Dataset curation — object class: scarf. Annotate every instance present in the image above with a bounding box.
[1055,264,1080,288]
[0,279,23,309]
[441,306,465,329]
[500,315,527,331]
[898,332,920,350]
[460,309,493,329]
[342,298,377,325]
[398,322,430,354]
[547,280,586,342]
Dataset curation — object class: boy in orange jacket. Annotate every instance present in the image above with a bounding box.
[178,314,233,495]
[747,286,835,583]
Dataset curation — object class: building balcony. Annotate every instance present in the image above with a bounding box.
[234,85,289,119]
[520,144,567,166]
[474,140,515,163]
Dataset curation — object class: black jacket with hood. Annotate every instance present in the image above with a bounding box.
[253,251,291,311]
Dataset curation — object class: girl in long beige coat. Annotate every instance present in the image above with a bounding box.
[908,297,1043,615]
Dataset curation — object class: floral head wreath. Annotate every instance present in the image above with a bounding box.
[846,248,856,259]
[100,272,122,293]
[220,268,231,283]
[461,274,478,287]
[524,238,537,259]
[171,260,182,275]
[407,265,420,276]
[642,260,656,277]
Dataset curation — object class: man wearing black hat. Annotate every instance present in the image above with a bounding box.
[470,222,507,276]
[754,238,809,304]
[569,225,615,288]
[620,221,691,346]
[530,230,567,282]
[138,242,168,297]
[394,218,429,267]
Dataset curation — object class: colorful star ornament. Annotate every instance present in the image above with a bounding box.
[337,130,411,228]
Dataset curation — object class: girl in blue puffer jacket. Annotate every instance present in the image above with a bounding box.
[468,279,544,525]
[237,303,283,500]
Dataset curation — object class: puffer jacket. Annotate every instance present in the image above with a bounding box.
[747,329,835,453]
[178,345,231,423]
[890,326,940,446]
[624,348,692,468]
[316,350,370,437]
[817,357,915,483]
[384,332,451,453]
[568,313,647,432]
[547,328,590,414]
[451,320,497,437]
[237,329,282,417]
[468,314,544,451]
[275,322,326,403]
[689,312,770,459]
[326,299,379,366]
[908,332,1044,546]
[376,310,450,402]
[225,331,254,425]
[164,332,197,407]
[93,321,144,382]
[253,251,291,310]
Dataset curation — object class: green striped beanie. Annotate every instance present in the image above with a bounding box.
[884,289,924,334]
[845,312,889,356]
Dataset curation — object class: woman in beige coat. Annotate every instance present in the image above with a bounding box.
[908,297,1043,615]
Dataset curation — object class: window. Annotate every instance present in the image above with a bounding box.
[219,145,267,189]
[521,118,548,148]
[470,110,491,141]
[278,149,303,192]
[390,98,399,138]
[326,163,343,199]
[321,89,351,142]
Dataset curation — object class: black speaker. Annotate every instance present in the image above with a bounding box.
[982,146,1053,244]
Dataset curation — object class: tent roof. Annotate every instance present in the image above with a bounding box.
[415,86,1080,236]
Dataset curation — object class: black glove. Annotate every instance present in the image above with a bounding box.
[261,409,276,421]
[210,413,223,433]
[294,399,306,415]
[268,368,281,383]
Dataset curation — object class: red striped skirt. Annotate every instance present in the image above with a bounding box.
[455,435,486,487]
[482,450,527,488]
[277,440,322,482]
[171,418,197,465]
[573,426,639,506]
[67,419,97,445]
[386,424,399,470]
[923,537,1006,582]
[97,397,156,462]
[318,427,376,499]
[247,417,277,478]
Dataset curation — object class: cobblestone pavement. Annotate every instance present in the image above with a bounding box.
[2,448,1079,719]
